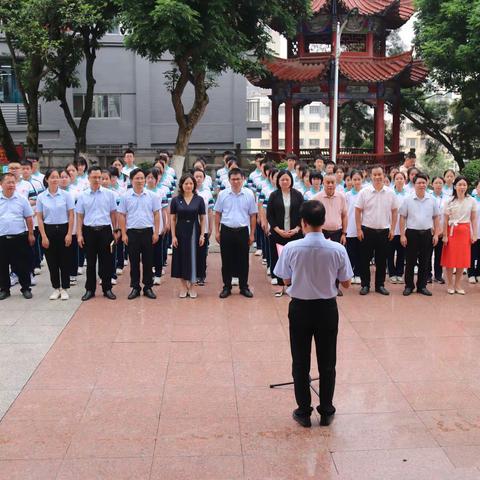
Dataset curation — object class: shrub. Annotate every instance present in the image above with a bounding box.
[462,159,480,188]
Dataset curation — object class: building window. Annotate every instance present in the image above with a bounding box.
[260,139,270,148]
[309,122,320,132]
[279,139,285,148]
[300,139,305,147]
[324,122,330,132]
[309,105,321,114]
[260,106,270,116]
[279,122,285,130]
[324,138,330,147]
[309,139,320,147]
[262,123,270,131]
[300,122,304,131]
[279,105,285,115]
[247,99,260,122]
[0,63,22,103]
[406,138,417,148]
[73,94,121,118]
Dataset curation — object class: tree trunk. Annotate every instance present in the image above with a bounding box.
[170,61,209,178]
[0,108,19,161]
[25,93,40,153]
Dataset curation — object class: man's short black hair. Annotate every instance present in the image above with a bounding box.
[413,172,429,184]
[300,200,326,228]
[223,150,234,157]
[255,153,264,160]
[88,165,102,175]
[129,168,145,180]
[124,148,135,156]
[370,164,385,173]
[108,166,120,178]
[21,160,32,168]
[228,167,245,179]
[285,153,298,162]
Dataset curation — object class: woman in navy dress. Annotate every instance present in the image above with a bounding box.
[170,173,206,298]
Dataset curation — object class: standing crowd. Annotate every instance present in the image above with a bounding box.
[0,149,479,301]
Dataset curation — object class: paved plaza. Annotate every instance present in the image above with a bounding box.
[1,254,480,479]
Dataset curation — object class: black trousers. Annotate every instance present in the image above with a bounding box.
[32,227,42,270]
[44,224,71,290]
[153,234,164,277]
[70,235,79,277]
[404,229,433,290]
[269,232,302,286]
[288,298,338,416]
[430,241,444,280]
[220,225,249,290]
[83,226,113,293]
[360,226,389,288]
[0,233,31,292]
[196,233,210,280]
[127,228,154,290]
[468,239,480,278]
[346,237,361,277]
[387,235,405,277]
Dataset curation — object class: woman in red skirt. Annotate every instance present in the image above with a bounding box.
[441,176,478,294]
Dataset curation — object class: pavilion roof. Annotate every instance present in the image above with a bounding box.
[311,0,414,28]
[250,52,427,88]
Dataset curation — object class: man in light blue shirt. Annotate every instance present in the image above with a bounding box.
[118,168,160,300]
[399,172,440,296]
[274,200,353,428]
[76,166,118,301]
[214,167,258,298]
[0,172,35,299]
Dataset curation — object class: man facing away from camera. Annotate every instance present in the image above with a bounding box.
[274,200,353,428]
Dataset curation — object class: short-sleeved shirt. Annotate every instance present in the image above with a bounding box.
[76,187,117,227]
[117,188,161,229]
[444,196,478,225]
[313,190,347,231]
[345,188,361,237]
[355,185,399,229]
[36,189,75,225]
[214,188,258,228]
[274,232,353,300]
[197,186,214,231]
[0,191,33,236]
[399,193,440,230]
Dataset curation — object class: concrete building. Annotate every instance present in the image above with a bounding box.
[0,31,258,152]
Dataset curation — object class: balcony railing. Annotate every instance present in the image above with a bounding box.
[0,103,42,126]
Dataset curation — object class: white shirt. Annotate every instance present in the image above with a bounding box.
[345,189,361,237]
[197,186,214,232]
[214,188,258,228]
[76,187,117,227]
[399,192,440,230]
[355,185,399,230]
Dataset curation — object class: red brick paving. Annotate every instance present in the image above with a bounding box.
[1,254,480,479]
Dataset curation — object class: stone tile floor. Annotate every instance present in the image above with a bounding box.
[0,254,480,479]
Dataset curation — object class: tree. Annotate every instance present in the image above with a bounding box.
[43,0,118,157]
[340,102,373,149]
[412,0,480,167]
[0,0,58,152]
[118,0,310,176]
[0,110,19,161]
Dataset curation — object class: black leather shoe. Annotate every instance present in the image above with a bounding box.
[434,277,445,284]
[359,286,370,296]
[21,290,33,299]
[320,412,335,426]
[128,288,141,300]
[103,290,116,300]
[219,288,231,299]
[143,288,156,299]
[417,287,432,296]
[240,288,254,298]
[82,291,95,301]
[427,277,433,284]
[292,409,311,428]
[375,286,390,296]
[0,291,10,301]
[403,287,414,296]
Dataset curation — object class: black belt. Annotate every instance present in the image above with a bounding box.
[85,225,111,231]
[406,228,432,234]
[0,231,27,240]
[127,227,153,233]
[323,228,342,235]
[222,225,247,232]
[362,226,389,233]
[45,223,68,229]
[291,297,337,304]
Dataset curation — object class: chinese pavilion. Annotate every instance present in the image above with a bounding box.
[249,0,428,165]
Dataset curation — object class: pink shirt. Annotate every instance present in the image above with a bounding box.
[313,190,347,231]
[355,185,399,229]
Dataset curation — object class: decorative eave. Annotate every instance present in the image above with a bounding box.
[249,51,427,88]
[311,0,414,29]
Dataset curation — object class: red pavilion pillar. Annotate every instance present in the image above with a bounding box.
[285,97,293,153]
[293,104,301,155]
[375,98,385,155]
[271,101,279,152]
[391,96,401,153]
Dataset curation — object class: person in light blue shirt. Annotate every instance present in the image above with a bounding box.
[215,168,258,298]
[0,172,35,299]
[274,200,352,429]
[76,166,119,301]
[36,169,75,300]
[118,169,160,300]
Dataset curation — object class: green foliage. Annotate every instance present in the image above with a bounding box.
[276,161,288,170]
[340,102,374,149]
[462,159,480,188]
[418,139,452,178]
